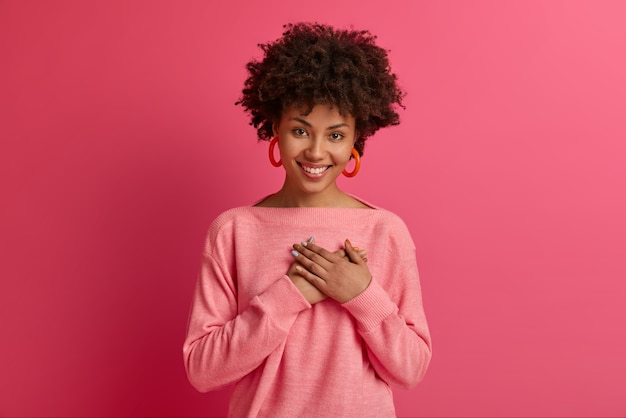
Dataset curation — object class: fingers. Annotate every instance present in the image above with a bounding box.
[344,239,365,265]
[293,241,337,267]
[292,249,328,279]
[293,237,368,266]
[335,248,366,260]
[344,248,368,263]
[356,247,368,263]
[295,265,326,287]
[300,239,366,263]
[290,238,373,303]
[291,239,345,282]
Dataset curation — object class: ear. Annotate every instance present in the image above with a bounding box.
[272,122,279,138]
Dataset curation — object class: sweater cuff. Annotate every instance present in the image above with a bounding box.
[342,279,396,332]
[258,275,311,329]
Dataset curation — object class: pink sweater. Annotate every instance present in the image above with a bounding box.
[183,202,432,417]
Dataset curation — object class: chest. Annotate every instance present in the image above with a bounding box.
[232,229,389,311]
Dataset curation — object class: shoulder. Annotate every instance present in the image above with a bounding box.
[374,209,413,238]
[203,206,257,251]
[374,207,408,227]
[351,196,410,230]
[354,203,416,251]
[208,205,267,232]
[209,206,253,229]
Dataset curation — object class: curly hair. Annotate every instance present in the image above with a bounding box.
[236,22,405,156]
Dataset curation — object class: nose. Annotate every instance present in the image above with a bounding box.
[305,137,326,160]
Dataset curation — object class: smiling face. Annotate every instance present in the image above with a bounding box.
[272,104,357,206]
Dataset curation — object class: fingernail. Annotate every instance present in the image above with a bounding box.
[291,250,299,257]
[308,236,314,243]
[301,241,308,247]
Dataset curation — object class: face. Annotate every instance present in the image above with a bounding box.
[273,104,356,201]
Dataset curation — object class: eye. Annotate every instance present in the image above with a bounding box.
[329,132,344,141]
[292,128,308,137]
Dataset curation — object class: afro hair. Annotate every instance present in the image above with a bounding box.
[236,22,405,156]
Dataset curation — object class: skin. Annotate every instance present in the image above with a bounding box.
[259,104,373,304]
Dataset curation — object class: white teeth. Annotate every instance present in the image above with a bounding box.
[302,166,328,174]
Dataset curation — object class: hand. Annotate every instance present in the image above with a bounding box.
[287,263,327,305]
[291,239,372,304]
[337,246,368,263]
[287,238,367,305]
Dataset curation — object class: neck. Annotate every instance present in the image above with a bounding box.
[270,182,350,208]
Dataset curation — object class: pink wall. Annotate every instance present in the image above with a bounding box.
[1,1,625,416]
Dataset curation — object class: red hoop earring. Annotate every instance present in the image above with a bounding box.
[268,137,282,167]
[342,148,360,177]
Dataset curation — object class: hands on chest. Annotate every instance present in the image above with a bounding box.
[287,237,372,305]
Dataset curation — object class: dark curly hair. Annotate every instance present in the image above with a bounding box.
[236,22,405,156]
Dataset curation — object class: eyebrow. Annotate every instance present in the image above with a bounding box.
[290,117,351,130]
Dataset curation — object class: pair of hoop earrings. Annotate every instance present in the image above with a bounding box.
[268,136,360,177]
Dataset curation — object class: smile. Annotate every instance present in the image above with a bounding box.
[299,163,331,177]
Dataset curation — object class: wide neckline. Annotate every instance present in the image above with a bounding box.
[251,193,377,210]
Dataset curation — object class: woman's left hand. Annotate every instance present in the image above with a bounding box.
[291,239,372,303]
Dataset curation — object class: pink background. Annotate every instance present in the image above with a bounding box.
[1,1,625,416]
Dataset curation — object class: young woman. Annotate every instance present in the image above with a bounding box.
[183,22,432,417]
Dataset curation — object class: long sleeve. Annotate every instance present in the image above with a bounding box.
[183,248,310,392]
[342,252,432,388]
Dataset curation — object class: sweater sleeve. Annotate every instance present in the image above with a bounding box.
[183,249,311,392]
[342,250,432,389]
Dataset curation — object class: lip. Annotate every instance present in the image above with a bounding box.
[298,162,331,179]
